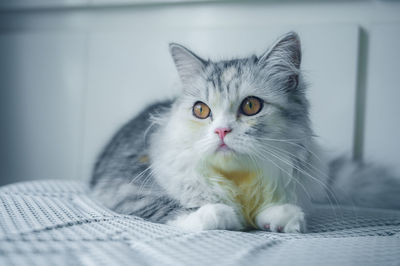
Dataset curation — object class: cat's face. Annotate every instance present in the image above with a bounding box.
[169,32,311,165]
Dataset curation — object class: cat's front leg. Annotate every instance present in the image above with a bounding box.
[255,204,306,233]
[167,203,244,232]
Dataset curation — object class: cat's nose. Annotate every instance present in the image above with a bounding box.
[214,128,232,140]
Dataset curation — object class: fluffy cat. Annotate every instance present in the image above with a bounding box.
[90,32,400,233]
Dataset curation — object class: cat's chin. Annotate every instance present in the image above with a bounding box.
[216,144,234,153]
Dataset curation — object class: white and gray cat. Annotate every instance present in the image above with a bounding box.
[90,32,400,233]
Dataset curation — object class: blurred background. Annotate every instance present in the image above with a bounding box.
[0,0,399,186]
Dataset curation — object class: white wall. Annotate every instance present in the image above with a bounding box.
[364,23,400,171]
[0,0,400,185]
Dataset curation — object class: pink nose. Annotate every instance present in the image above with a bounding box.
[214,128,232,140]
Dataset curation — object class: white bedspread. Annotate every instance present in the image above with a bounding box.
[0,180,399,266]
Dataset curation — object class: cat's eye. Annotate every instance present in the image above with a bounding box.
[193,101,211,119]
[240,96,263,116]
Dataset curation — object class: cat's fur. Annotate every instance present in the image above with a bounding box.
[90,32,400,233]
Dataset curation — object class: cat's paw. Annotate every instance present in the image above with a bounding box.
[168,203,244,232]
[255,204,305,233]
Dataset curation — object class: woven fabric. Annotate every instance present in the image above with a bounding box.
[0,180,399,266]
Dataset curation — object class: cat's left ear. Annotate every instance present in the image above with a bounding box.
[258,32,301,90]
[169,43,206,85]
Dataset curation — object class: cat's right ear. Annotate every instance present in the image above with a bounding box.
[169,43,206,85]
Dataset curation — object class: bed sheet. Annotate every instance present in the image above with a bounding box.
[0,180,399,266]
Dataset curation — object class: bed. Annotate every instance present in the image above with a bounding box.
[0,180,399,266]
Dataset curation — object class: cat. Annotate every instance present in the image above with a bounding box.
[90,32,400,233]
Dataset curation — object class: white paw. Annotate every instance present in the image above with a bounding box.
[167,204,244,232]
[255,204,305,233]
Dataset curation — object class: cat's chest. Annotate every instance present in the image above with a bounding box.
[205,165,274,227]
[212,166,257,188]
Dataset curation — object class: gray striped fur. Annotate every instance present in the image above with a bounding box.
[90,100,190,223]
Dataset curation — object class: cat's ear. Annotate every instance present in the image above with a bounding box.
[258,32,301,90]
[169,43,206,85]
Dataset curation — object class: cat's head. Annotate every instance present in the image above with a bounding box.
[167,32,312,166]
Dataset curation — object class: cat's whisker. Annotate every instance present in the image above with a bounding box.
[253,155,334,222]
[255,136,324,164]
[254,136,309,142]
[262,144,343,216]
[129,165,152,184]
[195,138,220,154]
[263,142,330,179]
[137,169,156,194]
[255,144,341,219]
[250,141,327,197]
[258,146,334,201]
[143,120,157,145]
[251,146,313,203]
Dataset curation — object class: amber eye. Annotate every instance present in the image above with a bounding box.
[240,96,263,116]
[193,101,211,119]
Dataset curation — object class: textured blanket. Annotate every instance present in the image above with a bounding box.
[0,180,399,266]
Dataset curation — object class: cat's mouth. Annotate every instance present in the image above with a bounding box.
[217,143,233,152]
